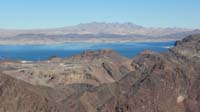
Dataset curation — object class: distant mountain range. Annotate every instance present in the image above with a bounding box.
[0,22,200,44]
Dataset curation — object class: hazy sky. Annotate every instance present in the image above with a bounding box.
[0,0,199,29]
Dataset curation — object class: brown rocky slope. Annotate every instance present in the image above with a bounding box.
[0,34,200,112]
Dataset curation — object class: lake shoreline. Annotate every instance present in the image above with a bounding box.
[0,38,178,45]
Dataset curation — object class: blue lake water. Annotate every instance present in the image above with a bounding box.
[0,41,175,61]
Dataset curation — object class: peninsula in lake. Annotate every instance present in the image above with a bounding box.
[0,22,200,45]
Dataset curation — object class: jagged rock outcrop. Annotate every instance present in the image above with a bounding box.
[61,35,200,112]
[0,34,199,112]
[66,35,199,112]
[169,34,200,62]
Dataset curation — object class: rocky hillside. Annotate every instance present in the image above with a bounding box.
[0,34,200,112]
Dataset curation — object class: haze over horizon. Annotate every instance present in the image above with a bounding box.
[0,22,196,30]
[0,0,200,29]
